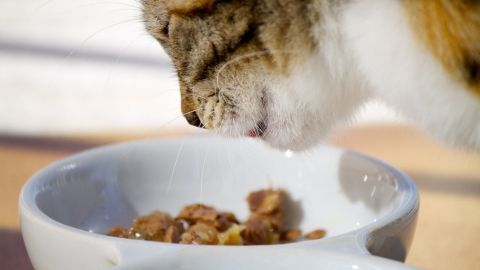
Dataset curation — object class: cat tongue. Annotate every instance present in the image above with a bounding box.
[248,130,258,137]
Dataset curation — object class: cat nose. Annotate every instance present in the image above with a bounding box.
[185,111,205,128]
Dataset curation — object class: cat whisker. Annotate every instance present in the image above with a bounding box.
[72,1,142,11]
[102,32,146,93]
[154,108,201,131]
[214,49,302,90]
[30,0,57,16]
[165,138,185,194]
[182,93,209,101]
[56,3,142,16]
[60,18,142,64]
[181,108,202,118]
[199,142,211,202]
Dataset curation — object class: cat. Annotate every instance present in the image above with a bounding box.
[142,0,480,151]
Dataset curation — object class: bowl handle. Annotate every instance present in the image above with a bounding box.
[110,242,184,270]
[111,245,417,270]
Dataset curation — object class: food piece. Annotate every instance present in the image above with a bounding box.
[245,188,285,239]
[180,222,219,245]
[177,204,239,232]
[107,226,131,239]
[106,188,326,245]
[305,229,326,240]
[281,228,302,242]
[241,213,279,245]
[218,224,245,245]
[246,189,286,233]
[107,211,186,243]
[164,222,185,243]
[131,211,180,241]
[246,189,285,214]
[214,212,239,232]
[177,204,218,225]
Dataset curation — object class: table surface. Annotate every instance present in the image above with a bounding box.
[1,125,479,270]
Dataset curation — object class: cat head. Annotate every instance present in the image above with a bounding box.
[143,0,351,150]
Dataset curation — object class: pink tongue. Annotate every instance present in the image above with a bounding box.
[248,130,258,137]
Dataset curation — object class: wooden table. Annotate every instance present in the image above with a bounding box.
[1,125,479,270]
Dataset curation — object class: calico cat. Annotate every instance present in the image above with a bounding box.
[142,0,480,151]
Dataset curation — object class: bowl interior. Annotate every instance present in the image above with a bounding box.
[32,137,403,239]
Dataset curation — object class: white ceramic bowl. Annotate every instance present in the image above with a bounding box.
[20,137,419,270]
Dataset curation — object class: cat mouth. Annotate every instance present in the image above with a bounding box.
[247,121,267,138]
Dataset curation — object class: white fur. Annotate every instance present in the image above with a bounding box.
[213,0,480,152]
[256,1,371,150]
[342,0,480,150]
[263,35,369,150]
[252,0,480,151]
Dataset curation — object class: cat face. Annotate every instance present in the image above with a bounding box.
[142,0,480,152]
[143,0,345,150]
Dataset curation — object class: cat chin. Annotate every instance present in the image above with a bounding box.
[215,121,319,151]
[215,112,324,151]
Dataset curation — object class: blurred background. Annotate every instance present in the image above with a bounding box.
[0,1,479,270]
[0,0,187,135]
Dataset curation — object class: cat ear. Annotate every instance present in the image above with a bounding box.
[164,0,215,15]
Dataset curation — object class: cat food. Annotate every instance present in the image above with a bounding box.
[107,188,326,245]
[305,229,327,240]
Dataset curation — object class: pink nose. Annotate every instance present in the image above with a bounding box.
[248,130,258,137]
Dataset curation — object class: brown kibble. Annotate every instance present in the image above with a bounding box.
[107,188,327,246]
[214,212,239,232]
[164,222,185,243]
[178,205,239,232]
[180,222,219,245]
[107,226,131,239]
[266,211,284,231]
[246,211,284,231]
[241,217,269,245]
[131,211,177,241]
[281,228,302,242]
[177,204,218,225]
[241,214,279,245]
[246,189,285,214]
[305,229,326,240]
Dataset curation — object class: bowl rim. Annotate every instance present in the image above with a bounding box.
[19,136,419,255]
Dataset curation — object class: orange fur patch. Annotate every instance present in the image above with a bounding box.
[164,0,215,15]
[403,0,480,96]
